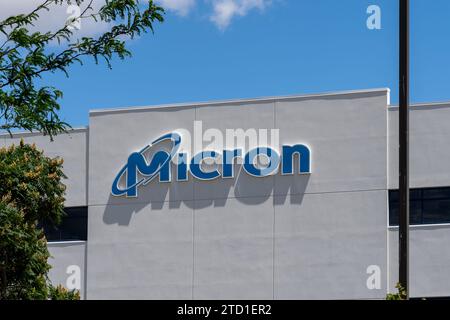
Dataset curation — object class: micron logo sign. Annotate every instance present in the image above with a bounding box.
[111,124,311,198]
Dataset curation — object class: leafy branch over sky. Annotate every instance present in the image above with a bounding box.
[0,0,164,137]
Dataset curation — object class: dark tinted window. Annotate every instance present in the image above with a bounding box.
[389,187,450,226]
[423,188,450,200]
[41,207,87,241]
[423,199,450,225]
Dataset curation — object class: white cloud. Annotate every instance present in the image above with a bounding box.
[0,0,110,41]
[156,0,272,30]
[156,0,196,16]
[210,0,270,30]
[0,0,272,37]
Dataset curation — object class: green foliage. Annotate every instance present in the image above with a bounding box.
[386,283,407,300]
[0,140,68,299]
[0,140,66,225]
[0,0,165,137]
[0,201,50,299]
[48,284,80,300]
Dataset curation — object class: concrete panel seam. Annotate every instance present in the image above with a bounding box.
[87,188,389,208]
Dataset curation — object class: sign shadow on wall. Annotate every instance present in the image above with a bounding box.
[102,164,310,226]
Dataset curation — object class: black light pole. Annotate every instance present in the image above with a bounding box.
[399,0,410,299]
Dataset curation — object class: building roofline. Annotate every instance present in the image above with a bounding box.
[389,100,450,109]
[89,88,391,116]
[0,127,88,139]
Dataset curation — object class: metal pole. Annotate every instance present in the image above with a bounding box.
[399,0,410,299]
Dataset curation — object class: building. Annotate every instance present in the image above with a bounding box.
[2,88,450,299]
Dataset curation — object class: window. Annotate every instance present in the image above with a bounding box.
[40,207,88,241]
[389,187,450,226]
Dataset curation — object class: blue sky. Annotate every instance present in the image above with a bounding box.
[22,0,450,127]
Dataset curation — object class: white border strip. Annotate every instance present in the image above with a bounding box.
[47,240,87,245]
[388,223,450,230]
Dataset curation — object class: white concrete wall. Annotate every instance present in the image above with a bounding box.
[6,90,450,299]
[48,241,87,298]
[87,89,389,299]
[388,103,450,298]
[389,226,450,298]
[388,103,450,189]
